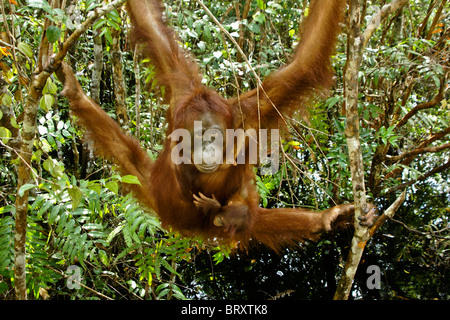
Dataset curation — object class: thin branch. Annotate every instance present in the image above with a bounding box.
[334,0,410,300]
[335,0,367,300]
[385,126,450,179]
[395,76,447,129]
[391,217,449,240]
[49,0,127,72]
[425,0,448,40]
[369,189,407,237]
[362,0,409,48]
[387,142,450,163]
[387,158,450,193]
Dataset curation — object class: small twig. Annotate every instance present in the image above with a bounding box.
[387,159,450,193]
[391,218,449,240]
[0,140,39,186]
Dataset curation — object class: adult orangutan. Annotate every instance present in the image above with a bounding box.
[55,0,376,252]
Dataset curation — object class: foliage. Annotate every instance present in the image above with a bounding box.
[0,0,449,300]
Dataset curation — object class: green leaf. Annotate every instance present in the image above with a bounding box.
[46,26,61,43]
[213,51,223,59]
[257,0,266,10]
[68,187,82,209]
[0,127,12,144]
[51,164,64,178]
[88,183,102,195]
[98,249,109,266]
[48,205,61,224]
[39,94,54,112]
[18,184,37,197]
[203,25,211,40]
[27,0,52,12]
[86,2,101,11]
[0,205,14,214]
[122,226,134,247]
[105,181,119,195]
[43,77,58,95]
[106,225,125,244]
[1,94,12,107]
[37,200,53,219]
[17,42,33,58]
[121,175,141,186]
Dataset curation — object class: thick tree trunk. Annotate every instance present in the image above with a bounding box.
[14,75,45,300]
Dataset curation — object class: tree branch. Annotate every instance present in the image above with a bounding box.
[334,0,367,300]
[362,0,409,48]
[385,126,450,179]
[387,159,450,193]
[387,142,450,163]
[395,76,447,129]
[369,189,407,237]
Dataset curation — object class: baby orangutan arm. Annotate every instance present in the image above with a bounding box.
[193,192,221,216]
[194,192,250,236]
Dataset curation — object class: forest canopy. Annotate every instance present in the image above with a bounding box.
[0,0,449,300]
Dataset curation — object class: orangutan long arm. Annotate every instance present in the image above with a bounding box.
[126,0,203,103]
[236,0,346,129]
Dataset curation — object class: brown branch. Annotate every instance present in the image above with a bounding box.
[385,126,450,179]
[387,142,450,163]
[369,189,407,237]
[390,218,449,240]
[425,0,448,40]
[387,158,450,193]
[417,0,437,37]
[395,77,446,129]
[235,0,251,62]
[362,0,409,47]
[334,0,367,301]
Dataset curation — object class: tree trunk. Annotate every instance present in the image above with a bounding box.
[111,16,129,129]
[14,75,45,300]
[91,28,103,104]
[133,45,141,139]
[334,0,410,300]
[334,0,367,301]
